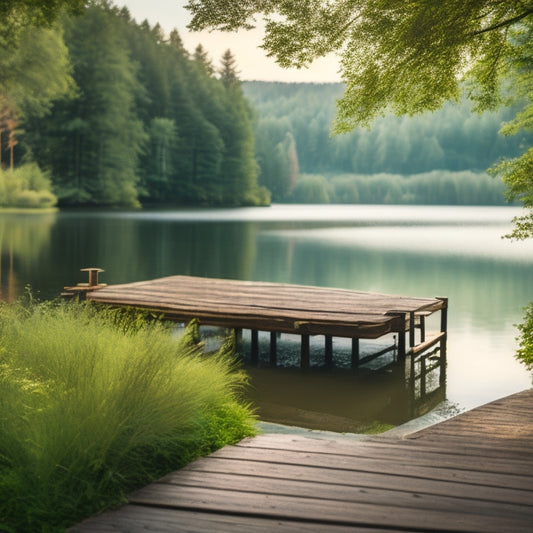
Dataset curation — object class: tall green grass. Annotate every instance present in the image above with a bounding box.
[0,300,255,531]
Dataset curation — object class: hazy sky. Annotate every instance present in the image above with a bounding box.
[119,0,341,82]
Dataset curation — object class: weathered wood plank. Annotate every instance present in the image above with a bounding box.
[128,483,530,533]
[69,390,533,533]
[87,275,445,339]
[163,467,533,510]
[233,434,532,476]
[90,275,444,314]
[207,445,532,490]
[180,456,532,506]
[70,505,372,533]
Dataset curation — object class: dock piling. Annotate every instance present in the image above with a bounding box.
[269,331,277,366]
[301,335,310,371]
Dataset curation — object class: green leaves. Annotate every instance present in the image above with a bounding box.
[189,0,533,234]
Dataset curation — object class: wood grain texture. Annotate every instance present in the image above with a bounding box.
[87,275,445,339]
[71,389,533,533]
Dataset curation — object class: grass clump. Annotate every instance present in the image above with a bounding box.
[0,299,256,531]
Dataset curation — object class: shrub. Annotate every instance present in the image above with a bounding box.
[516,303,533,371]
[289,174,331,203]
[0,163,57,208]
[0,300,255,531]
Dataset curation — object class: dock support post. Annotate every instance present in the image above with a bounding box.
[251,330,259,365]
[269,331,277,366]
[301,334,310,371]
[419,315,426,342]
[351,338,360,369]
[437,297,448,385]
[420,355,427,397]
[234,328,243,354]
[325,335,333,367]
[407,354,416,418]
[63,267,106,301]
[409,311,415,348]
[397,328,406,361]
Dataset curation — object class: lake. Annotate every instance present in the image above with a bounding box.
[2,205,532,432]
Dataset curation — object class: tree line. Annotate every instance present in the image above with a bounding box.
[1,1,529,209]
[2,1,267,207]
[244,82,530,204]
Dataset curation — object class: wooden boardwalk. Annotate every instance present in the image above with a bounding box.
[71,389,533,532]
[83,275,448,367]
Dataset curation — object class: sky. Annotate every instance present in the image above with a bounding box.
[119,0,341,83]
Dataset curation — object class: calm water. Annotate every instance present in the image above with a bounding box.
[2,205,532,431]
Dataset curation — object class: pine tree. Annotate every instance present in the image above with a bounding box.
[34,6,147,206]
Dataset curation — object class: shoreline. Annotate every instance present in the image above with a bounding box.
[255,402,458,439]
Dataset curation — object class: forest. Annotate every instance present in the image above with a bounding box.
[1,1,529,208]
[244,82,530,204]
[2,2,267,208]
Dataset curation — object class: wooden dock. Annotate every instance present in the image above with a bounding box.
[82,274,448,368]
[71,389,533,532]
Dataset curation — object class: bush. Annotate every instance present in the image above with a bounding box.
[0,300,255,531]
[0,163,57,208]
[289,174,331,203]
[516,303,533,371]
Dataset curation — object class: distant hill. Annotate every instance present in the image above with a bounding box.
[243,81,526,175]
[243,81,529,204]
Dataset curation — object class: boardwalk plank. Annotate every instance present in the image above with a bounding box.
[156,469,533,517]
[180,457,532,506]
[128,483,530,533]
[70,505,376,533]
[235,434,532,475]
[208,446,532,490]
[68,383,532,532]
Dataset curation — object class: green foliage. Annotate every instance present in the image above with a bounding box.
[0,164,57,208]
[244,82,530,184]
[141,117,179,201]
[0,0,85,54]
[515,303,533,371]
[488,21,533,238]
[289,174,331,203]
[43,5,147,207]
[19,3,265,207]
[0,24,75,120]
[285,171,507,206]
[187,0,532,125]
[492,148,533,239]
[0,300,255,531]
[191,1,532,231]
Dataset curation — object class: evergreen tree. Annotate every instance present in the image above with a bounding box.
[17,3,267,207]
[29,5,147,206]
[219,49,240,88]
[215,49,260,205]
[141,117,178,201]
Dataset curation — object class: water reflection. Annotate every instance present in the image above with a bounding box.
[0,213,57,301]
[0,205,531,429]
[239,331,447,432]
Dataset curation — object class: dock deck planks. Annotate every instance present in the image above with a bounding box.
[71,389,533,532]
[86,275,447,348]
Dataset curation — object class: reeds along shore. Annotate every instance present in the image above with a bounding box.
[0,300,256,531]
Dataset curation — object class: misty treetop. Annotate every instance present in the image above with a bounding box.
[245,81,530,203]
[5,2,267,207]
